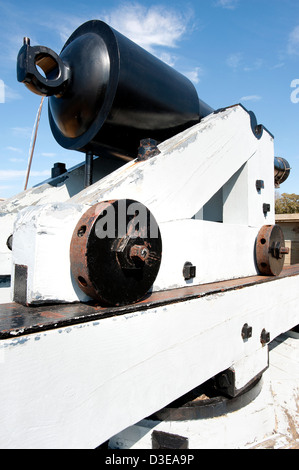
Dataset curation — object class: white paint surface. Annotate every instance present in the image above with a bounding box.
[110,332,299,449]
[0,273,298,449]
[10,105,276,305]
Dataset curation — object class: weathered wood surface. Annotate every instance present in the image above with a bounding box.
[1,265,298,339]
[276,214,299,266]
[109,331,299,449]
[0,267,298,449]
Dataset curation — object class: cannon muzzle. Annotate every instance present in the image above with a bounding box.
[17,37,70,97]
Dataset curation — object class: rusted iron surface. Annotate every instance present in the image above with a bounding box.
[256,224,289,276]
[148,376,263,422]
[137,139,161,161]
[70,200,114,300]
[1,264,299,340]
[70,199,162,306]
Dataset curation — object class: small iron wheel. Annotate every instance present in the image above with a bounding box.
[70,199,162,306]
[256,225,289,276]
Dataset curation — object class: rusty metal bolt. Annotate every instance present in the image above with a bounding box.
[183,262,196,281]
[241,323,253,340]
[129,244,150,263]
[260,329,270,345]
[137,138,161,161]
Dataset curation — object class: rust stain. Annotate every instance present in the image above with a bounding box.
[282,405,299,445]
[40,311,65,319]
[1,264,299,339]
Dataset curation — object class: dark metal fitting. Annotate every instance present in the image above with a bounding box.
[17,39,70,97]
[256,225,287,276]
[70,199,162,306]
[241,323,253,340]
[270,241,289,260]
[256,180,264,191]
[137,138,161,161]
[51,162,66,179]
[255,124,263,137]
[274,157,291,188]
[263,203,271,214]
[152,430,189,450]
[113,236,149,269]
[129,244,150,263]
[183,262,196,281]
[6,234,13,251]
[260,329,270,345]
[217,373,231,389]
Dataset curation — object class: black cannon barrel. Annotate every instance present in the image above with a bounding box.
[17,20,214,159]
[274,157,291,187]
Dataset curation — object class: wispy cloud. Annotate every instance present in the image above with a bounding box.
[102,3,193,54]
[0,80,22,103]
[41,152,57,158]
[0,185,15,190]
[288,25,299,55]
[6,146,22,153]
[9,158,25,163]
[243,58,263,72]
[226,54,265,73]
[4,84,22,101]
[182,67,203,84]
[11,127,32,139]
[226,52,242,69]
[53,16,87,45]
[240,95,262,102]
[215,0,239,10]
[271,62,285,70]
[38,2,194,58]
[0,169,49,180]
[35,3,196,77]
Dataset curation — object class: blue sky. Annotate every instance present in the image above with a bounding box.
[0,0,298,199]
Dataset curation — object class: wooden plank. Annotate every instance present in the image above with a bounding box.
[109,332,299,449]
[276,214,299,223]
[0,267,298,448]
[1,265,299,339]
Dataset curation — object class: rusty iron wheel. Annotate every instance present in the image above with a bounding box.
[70,199,162,306]
[255,225,288,276]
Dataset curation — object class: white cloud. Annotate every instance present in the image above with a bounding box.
[4,84,22,101]
[11,127,32,139]
[0,185,14,190]
[41,3,194,54]
[57,16,87,44]
[41,152,57,158]
[243,58,263,72]
[271,63,285,70]
[288,25,299,55]
[0,170,49,180]
[182,67,202,84]
[6,146,23,153]
[102,3,193,53]
[0,82,23,103]
[216,0,239,10]
[240,95,262,102]
[226,52,242,69]
[0,79,4,103]
[36,3,197,75]
[9,158,25,163]
[156,52,177,67]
